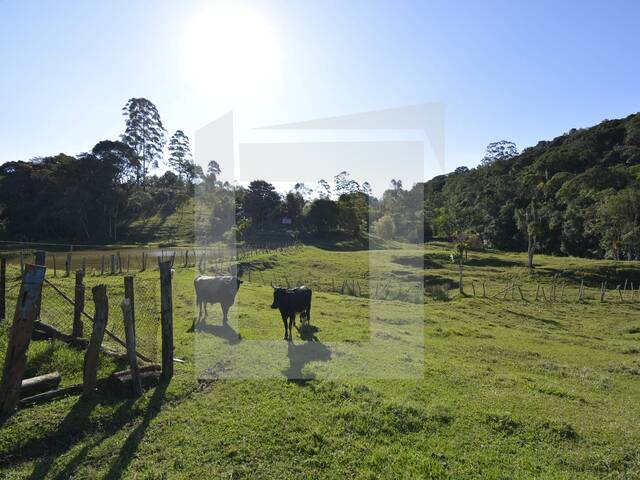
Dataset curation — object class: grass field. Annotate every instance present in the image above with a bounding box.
[1,242,640,479]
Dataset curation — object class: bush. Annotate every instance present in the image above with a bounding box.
[373,215,395,240]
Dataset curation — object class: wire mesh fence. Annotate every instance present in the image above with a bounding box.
[2,268,160,362]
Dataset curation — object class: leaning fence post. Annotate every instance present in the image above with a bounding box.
[73,270,85,338]
[0,257,5,322]
[159,261,174,380]
[83,285,109,397]
[121,298,142,397]
[124,276,135,330]
[0,264,46,415]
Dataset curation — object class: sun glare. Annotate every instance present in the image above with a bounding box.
[184,2,282,107]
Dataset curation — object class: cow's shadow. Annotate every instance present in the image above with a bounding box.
[283,326,331,381]
[194,320,241,345]
[298,323,319,341]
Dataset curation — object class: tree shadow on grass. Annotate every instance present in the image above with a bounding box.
[103,380,168,480]
[505,309,564,329]
[283,326,331,383]
[465,257,524,268]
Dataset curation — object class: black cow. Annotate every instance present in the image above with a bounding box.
[271,286,312,340]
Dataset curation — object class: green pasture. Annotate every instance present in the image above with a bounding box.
[0,243,639,478]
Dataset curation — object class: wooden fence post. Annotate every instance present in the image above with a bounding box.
[600,282,606,302]
[0,264,46,415]
[73,270,85,338]
[100,256,105,276]
[52,255,57,277]
[0,258,5,322]
[19,252,24,275]
[65,253,72,277]
[35,251,46,267]
[159,261,174,380]
[578,280,584,303]
[82,257,86,274]
[34,251,46,320]
[110,255,116,275]
[83,285,108,397]
[117,252,122,274]
[121,299,142,397]
[124,276,135,329]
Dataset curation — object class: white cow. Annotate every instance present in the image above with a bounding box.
[193,275,243,329]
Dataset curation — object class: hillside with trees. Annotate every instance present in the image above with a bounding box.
[425,114,640,261]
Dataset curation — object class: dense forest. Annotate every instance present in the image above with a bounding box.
[1,98,639,261]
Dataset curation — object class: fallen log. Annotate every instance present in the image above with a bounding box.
[18,365,161,408]
[19,384,83,407]
[32,321,127,359]
[32,321,88,349]
[106,366,161,396]
[20,372,61,399]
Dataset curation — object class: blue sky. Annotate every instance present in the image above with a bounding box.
[1,0,639,189]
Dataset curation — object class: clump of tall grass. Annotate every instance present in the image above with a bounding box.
[426,285,450,301]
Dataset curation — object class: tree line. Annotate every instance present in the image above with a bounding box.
[1,98,638,263]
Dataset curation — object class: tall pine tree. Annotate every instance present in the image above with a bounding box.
[167,130,192,180]
[121,98,166,185]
